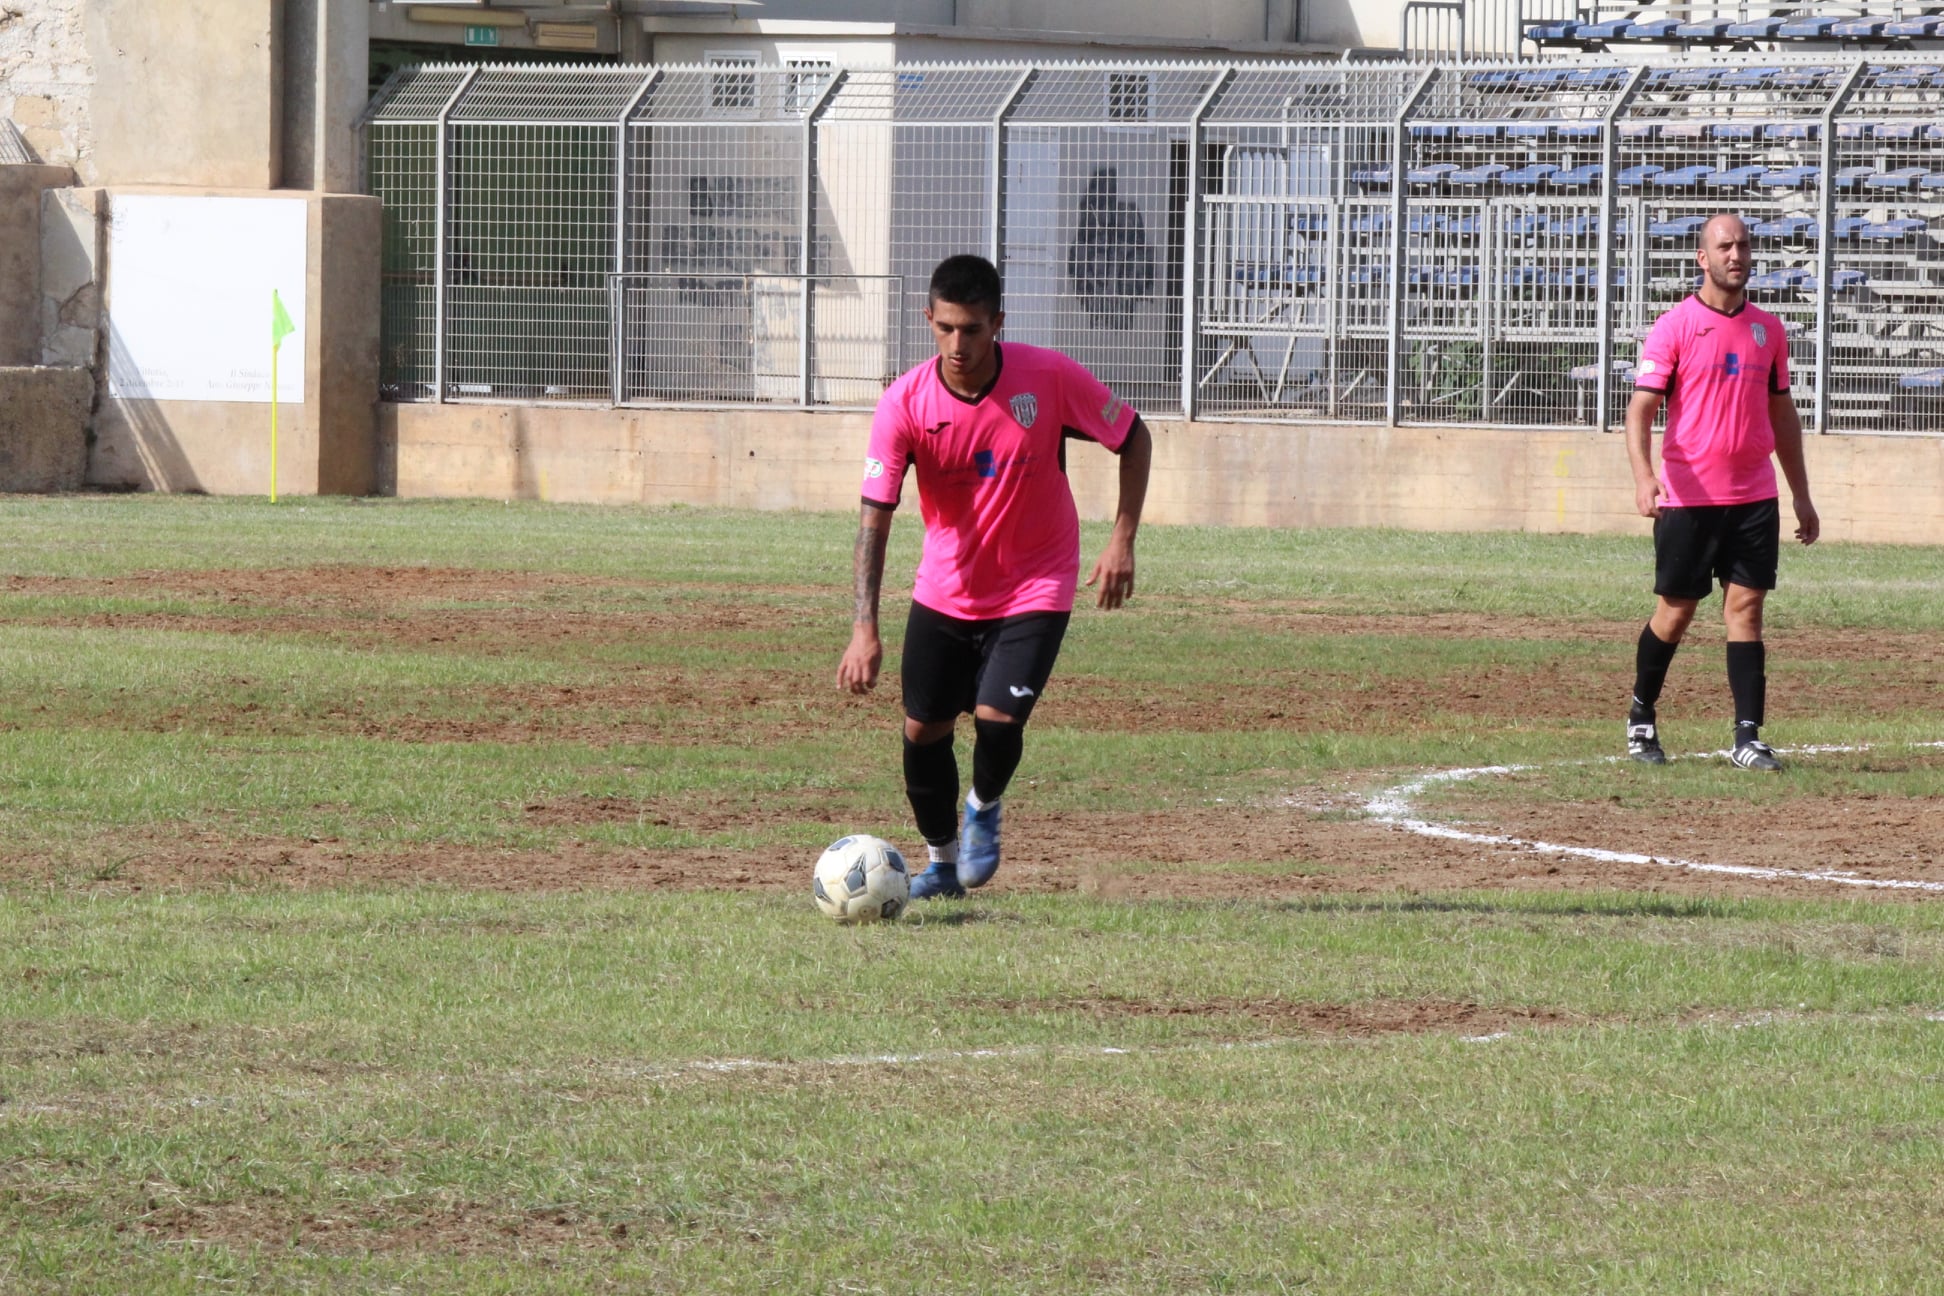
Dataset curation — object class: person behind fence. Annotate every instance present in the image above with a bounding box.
[837,253,1153,899]
[1067,167,1155,330]
[1622,212,1820,772]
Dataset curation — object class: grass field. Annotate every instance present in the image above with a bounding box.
[2,495,1942,1293]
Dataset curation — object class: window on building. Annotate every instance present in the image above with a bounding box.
[708,52,759,113]
[787,59,835,115]
[1107,72,1152,122]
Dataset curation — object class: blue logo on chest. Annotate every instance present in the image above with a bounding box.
[973,449,996,479]
[1724,352,1740,378]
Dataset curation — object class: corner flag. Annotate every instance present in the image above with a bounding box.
[270,289,295,502]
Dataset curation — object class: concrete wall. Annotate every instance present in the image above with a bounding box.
[378,403,1944,546]
[89,190,382,495]
[0,365,91,491]
[86,0,283,189]
[0,0,92,179]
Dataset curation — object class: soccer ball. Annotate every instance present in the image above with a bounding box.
[812,835,910,924]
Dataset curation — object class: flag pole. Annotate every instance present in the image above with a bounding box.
[270,339,280,503]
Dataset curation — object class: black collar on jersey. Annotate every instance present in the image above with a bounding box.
[934,342,1004,407]
[1692,293,1748,318]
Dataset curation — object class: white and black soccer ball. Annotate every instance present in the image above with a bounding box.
[812,835,910,924]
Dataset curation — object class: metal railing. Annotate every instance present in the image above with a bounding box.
[364,58,1944,434]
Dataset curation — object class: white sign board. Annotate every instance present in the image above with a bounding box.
[108,196,307,403]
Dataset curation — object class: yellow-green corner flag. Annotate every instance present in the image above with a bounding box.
[270,290,295,502]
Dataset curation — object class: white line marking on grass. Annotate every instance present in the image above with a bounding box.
[1364,742,1944,894]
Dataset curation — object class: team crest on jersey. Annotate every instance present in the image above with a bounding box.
[1751,323,1768,348]
[1009,393,1039,428]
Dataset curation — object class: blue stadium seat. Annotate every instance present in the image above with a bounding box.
[1752,216,1816,240]
[1502,164,1558,186]
[1407,163,1459,185]
[1515,68,1572,89]
[1778,18,1841,38]
[1576,20,1633,40]
[1711,123,1761,141]
[1552,121,1603,140]
[1878,66,1941,89]
[1549,213,1599,237]
[1898,367,1944,389]
[1920,172,1944,190]
[1407,124,1453,140]
[1550,165,1604,189]
[1836,121,1870,140]
[1293,212,1329,234]
[1504,213,1550,237]
[1499,265,1547,287]
[1802,271,1866,292]
[1884,20,1944,38]
[1726,19,1784,38]
[1625,20,1681,39]
[1861,218,1929,240]
[1347,266,1390,286]
[1565,69,1630,90]
[1465,69,1522,88]
[1407,212,1441,235]
[1758,166,1820,188]
[1708,166,1768,189]
[1722,67,1781,89]
[1618,164,1664,187]
[1676,20,1735,40]
[1832,19,1887,38]
[1457,124,1502,140]
[1650,216,1708,238]
[1835,166,1879,190]
[1653,165,1717,188]
[1866,167,1929,190]
[1351,212,1392,234]
[1525,20,1578,41]
[1448,163,1507,186]
[1749,268,1809,291]
[1659,122,1708,142]
[1764,123,1819,141]
[1617,120,1657,141]
[1350,167,1391,187]
[1668,69,1721,88]
[1873,122,1923,141]
[1775,67,1839,89]
[1832,217,1871,239]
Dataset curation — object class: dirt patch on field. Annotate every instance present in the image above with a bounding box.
[129,1198,652,1257]
[23,784,1941,904]
[972,994,1570,1037]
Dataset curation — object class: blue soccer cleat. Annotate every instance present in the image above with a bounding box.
[908,860,965,900]
[958,795,1002,888]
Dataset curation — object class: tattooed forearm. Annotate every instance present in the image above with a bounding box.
[853,518,888,625]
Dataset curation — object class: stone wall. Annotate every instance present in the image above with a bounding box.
[0,0,93,179]
[0,365,91,490]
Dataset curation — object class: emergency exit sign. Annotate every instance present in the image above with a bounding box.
[464,25,500,46]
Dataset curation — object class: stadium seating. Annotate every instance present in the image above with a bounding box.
[1528,14,1944,48]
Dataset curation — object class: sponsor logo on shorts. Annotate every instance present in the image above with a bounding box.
[1009,685,1035,698]
[1009,393,1039,428]
[863,457,885,479]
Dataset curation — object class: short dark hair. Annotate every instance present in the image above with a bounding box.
[928,254,1003,315]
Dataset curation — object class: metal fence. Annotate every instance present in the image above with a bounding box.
[363,58,1944,434]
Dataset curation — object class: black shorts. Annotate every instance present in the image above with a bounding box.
[900,601,1070,724]
[1654,498,1780,600]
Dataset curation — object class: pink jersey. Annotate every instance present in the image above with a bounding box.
[1635,294,1792,507]
[860,342,1138,620]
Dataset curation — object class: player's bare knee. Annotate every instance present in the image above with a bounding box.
[972,704,1022,725]
[904,716,955,745]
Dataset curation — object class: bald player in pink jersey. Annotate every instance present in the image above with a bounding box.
[1624,213,1820,772]
[837,254,1152,900]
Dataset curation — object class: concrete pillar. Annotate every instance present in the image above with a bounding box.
[281,0,369,193]
[0,162,76,365]
[85,0,285,189]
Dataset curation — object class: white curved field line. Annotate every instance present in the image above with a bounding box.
[1365,742,1944,894]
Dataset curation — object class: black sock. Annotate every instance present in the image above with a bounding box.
[1631,624,1680,724]
[1727,640,1766,735]
[902,733,959,846]
[971,717,1025,805]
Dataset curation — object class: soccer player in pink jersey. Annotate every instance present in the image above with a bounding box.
[1624,213,1820,771]
[836,255,1152,899]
